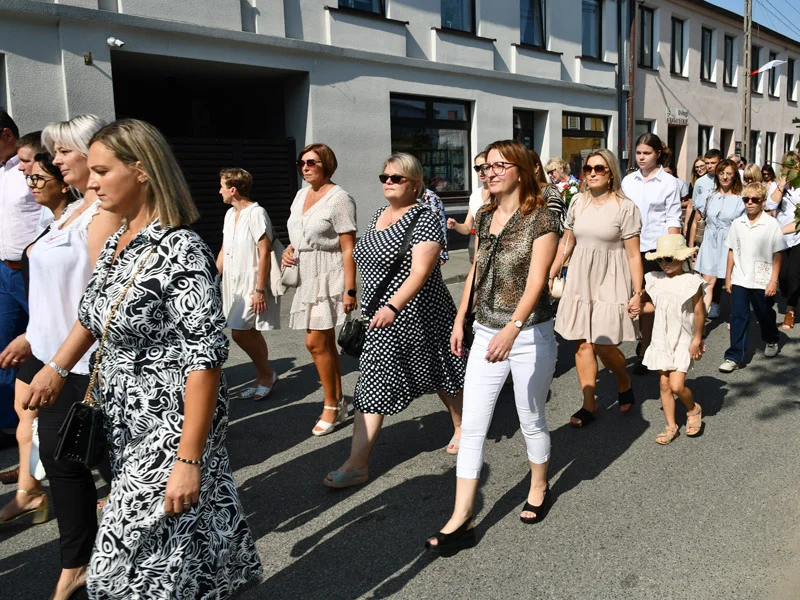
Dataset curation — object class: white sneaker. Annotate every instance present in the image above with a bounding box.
[718,359,739,373]
[708,302,721,319]
[764,343,779,358]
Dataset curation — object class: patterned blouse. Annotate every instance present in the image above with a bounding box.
[473,205,561,329]
[419,188,449,262]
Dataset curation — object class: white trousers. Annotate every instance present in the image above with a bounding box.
[456,320,557,480]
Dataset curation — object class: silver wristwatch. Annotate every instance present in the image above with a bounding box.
[48,361,69,378]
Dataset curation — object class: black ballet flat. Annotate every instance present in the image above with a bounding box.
[618,387,636,412]
[425,517,476,556]
[520,486,551,525]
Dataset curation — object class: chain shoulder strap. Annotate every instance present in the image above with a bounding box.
[82,244,159,407]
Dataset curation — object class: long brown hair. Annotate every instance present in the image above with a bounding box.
[528,148,548,186]
[482,139,543,215]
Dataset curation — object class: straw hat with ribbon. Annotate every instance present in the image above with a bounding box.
[644,234,699,262]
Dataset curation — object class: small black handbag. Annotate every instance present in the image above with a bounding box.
[338,209,424,358]
[55,239,163,467]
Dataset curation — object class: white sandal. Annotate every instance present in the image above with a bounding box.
[312,398,351,437]
[239,372,278,400]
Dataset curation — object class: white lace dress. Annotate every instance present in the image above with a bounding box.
[642,271,707,373]
[286,185,357,330]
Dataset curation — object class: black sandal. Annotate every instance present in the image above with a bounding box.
[520,486,551,524]
[570,407,596,428]
[618,388,636,412]
[425,517,476,556]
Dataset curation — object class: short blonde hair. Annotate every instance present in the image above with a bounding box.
[42,114,106,157]
[89,119,199,227]
[544,157,570,175]
[742,163,762,184]
[741,182,767,199]
[384,152,424,198]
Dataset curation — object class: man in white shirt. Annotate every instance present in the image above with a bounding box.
[719,183,787,372]
[0,110,41,444]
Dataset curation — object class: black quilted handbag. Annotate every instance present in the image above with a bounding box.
[54,400,106,467]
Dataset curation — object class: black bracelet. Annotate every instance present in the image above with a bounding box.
[385,303,400,315]
[175,455,201,466]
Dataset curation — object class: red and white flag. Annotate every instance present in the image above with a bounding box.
[750,59,786,76]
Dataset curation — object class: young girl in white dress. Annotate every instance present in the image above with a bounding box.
[640,234,707,445]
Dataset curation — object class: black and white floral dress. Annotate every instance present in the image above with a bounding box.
[353,205,466,415]
[78,221,261,599]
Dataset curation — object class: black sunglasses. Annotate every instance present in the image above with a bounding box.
[379,174,406,184]
[656,256,675,264]
[472,165,484,173]
[742,196,763,204]
[296,159,321,168]
[582,164,608,175]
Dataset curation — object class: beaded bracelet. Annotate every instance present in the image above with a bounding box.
[176,455,201,466]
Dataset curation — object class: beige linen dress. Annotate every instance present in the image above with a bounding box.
[642,271,706,373]
[555,195,642,345]
[286,185,357,330]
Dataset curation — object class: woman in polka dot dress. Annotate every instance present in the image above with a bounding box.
[324,153,466,488]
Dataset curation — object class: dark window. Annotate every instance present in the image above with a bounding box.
[635,120,653,139]
[582,0,602,59]
[788,59,796,100]
[765,132,776,164]
[698,125,712,156]
[785,133,794,154]
[723,35,735,86]
[513,109,537,149]
[749,130,760,163]
[700,28,713,81]
[390,94,471,198]
[639,7,654,69]
[562,112,608,175]
[671,18,685,74]
[769,51,779,96]
[751,45,762,91]
[521,0,545,47]
[441,0,475,33]
[338,0,383,14]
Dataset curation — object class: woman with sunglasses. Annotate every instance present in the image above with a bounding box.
[621,133,682,375]
[447,152,490,262]
[694,159,745,314]
[0,119,120,598]
[324,153,465,487]
[551,150,643,427]
[282,143,357,435]
[426,140,560,555]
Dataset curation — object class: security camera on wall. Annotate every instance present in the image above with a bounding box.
[107,37,125,48]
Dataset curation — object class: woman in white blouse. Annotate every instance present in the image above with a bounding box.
[621,133,682,372]
[0,116,119,600]
[281,144,357,436]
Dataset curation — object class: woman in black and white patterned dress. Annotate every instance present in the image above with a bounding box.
[324,153,466,489]
[24,120,261,599]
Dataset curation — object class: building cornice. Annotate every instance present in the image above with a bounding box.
[0,0,615,96]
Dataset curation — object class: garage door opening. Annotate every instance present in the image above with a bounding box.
[111,51,302,250]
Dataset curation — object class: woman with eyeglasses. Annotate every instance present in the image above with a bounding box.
[691,156,707,193]
[324,153,465,488]
[766,151,800,330]
[550,150,643,428]
[621,133,682,375]
[282,143,357,435]
[530,149,567,231]
[426,140,560,555]
[695,159,745,314]
[0,116,120,599]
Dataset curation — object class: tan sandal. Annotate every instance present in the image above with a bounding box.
[655,425,679,445]
[686,403,703,437]
[0,489,48,526]
[780,311,795,330]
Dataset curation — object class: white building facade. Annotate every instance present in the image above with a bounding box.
[633,0,800,181]
[0,0,624,248]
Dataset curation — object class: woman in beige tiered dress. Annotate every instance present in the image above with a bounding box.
[282,143,357,436]
[549,149,644,428]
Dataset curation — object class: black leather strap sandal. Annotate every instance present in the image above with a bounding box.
[425,518,476,556]
[618,388,636,413]
[520,486,551,525]
[570,407,597,428]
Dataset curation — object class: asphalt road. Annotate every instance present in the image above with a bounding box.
[1,250,799,600]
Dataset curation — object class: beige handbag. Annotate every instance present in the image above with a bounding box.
[269,237,288,297]
[550,229,571,299]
